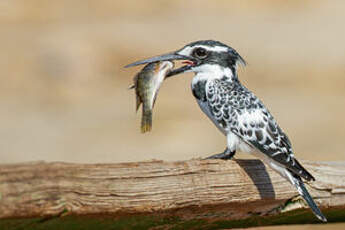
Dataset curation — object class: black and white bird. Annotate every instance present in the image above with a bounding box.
[126,40,327,222]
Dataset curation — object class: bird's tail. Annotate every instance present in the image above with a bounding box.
[141,107,152,133]
[288,170,327,222]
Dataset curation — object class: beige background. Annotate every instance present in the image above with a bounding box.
[0,0,344,164]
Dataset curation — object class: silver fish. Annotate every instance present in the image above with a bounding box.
[130,61,174,133]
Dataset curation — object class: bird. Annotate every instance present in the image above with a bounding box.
[125,40,327,222]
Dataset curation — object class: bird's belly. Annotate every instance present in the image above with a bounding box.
[236,138,255,153]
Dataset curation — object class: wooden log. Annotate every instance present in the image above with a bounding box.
[0,159,344,220]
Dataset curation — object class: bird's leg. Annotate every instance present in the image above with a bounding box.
[205,147,236,160]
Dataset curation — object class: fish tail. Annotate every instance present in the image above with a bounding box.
[141,108,152,133]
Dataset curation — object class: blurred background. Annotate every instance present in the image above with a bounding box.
[1,0,344,164]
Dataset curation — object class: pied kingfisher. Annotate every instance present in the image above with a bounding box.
[126,40,327,222]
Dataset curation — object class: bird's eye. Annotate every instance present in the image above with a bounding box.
[193,48,208,59]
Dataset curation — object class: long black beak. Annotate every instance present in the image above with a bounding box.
[124,52,190,68]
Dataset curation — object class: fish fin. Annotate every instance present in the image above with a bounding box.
[131,80,141,112]
[136,94,141,112]
[141,108,152,133]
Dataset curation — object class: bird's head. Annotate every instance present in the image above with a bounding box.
[125,40,246,80]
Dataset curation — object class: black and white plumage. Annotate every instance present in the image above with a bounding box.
[204,79,315,181]
[125,40,327,222]
[179,40,326,222]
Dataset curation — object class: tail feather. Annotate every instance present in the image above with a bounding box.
[292,159,315,181]
[288,171,327,222]
[141,108,152,133]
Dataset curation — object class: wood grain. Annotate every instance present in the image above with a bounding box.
[0,159,344,219]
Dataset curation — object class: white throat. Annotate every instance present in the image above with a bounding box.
[191,64,235,85]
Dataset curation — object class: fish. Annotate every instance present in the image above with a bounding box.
[130,61,174,133]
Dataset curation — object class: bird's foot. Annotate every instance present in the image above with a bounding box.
[205,148,235,160]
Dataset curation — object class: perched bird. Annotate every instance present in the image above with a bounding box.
[125,40,327,222]
[130,61,174,133]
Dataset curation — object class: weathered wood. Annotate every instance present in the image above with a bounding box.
[0,159,344,220]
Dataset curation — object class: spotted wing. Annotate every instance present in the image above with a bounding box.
[206,79,315,181]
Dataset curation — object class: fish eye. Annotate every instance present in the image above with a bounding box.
[193,47,208,59]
